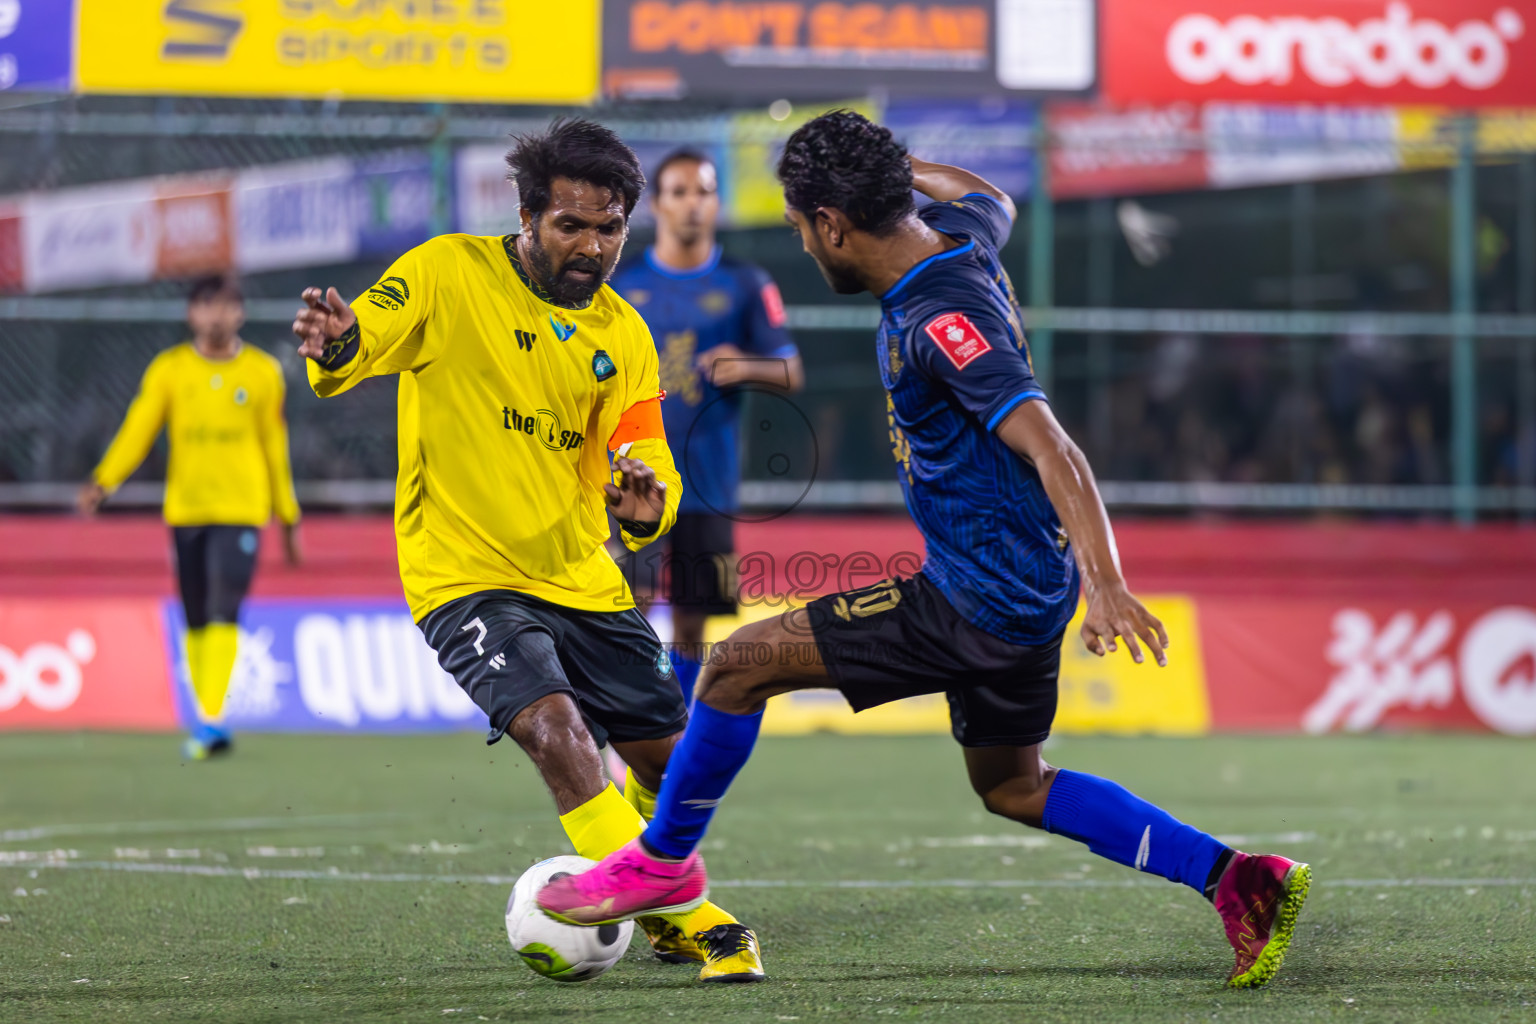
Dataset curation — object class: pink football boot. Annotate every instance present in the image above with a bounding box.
[1215,852,1312,988]
[538,838,708,926]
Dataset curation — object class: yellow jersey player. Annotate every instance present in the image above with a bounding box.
[79,273,302,761]
[289,119,763,983]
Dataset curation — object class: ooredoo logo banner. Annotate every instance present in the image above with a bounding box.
[1102,0,1536,106]
[0,599,176,730]
[1200,599,1536,734]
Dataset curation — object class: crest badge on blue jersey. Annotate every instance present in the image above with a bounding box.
[549,315,577,341]
[592,350,616,381]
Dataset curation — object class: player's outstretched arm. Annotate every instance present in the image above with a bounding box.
[909,156,1017,223]
[994,399,1168,667]
[296,245,441,398]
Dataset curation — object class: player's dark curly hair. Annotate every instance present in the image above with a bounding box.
[777,111,914,236]
[506,118,645,218]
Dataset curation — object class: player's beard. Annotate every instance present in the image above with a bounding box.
[812,252,863,295]
[526,226,608,308]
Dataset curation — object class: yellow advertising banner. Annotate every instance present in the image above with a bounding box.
[1396,107,1536,170]
[76,0,598,104]
[704,595,1211,737]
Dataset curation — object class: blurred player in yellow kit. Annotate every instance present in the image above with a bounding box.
[289,119,763,982]
[79,274,302,761]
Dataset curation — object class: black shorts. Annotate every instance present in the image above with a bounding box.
[172,525,260,628]
[807,573,1063,748]
[621,512,737,616]
[418,589,689,748]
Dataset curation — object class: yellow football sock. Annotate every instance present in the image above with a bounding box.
[559,783,646,860]
[184,627,208,716]
[191,622,238,721]
[623,767,659,820]
[558,782,739,938]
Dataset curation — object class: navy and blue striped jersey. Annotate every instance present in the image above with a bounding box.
[879,194,1079,645]
[611,247,797,515]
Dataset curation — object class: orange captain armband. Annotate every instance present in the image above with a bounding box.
[608,393,667,451]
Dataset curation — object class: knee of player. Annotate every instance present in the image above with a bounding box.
[508,693,590,758]
[694,646,765,710]
[976,774,1052,827]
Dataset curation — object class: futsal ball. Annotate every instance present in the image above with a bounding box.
[505,855,634,982]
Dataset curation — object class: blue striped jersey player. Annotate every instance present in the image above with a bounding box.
[542,111,1312,991]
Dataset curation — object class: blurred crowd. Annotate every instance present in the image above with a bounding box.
[1090,331,1533,488]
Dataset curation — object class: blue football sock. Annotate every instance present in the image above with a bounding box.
[644,700,762,859]
[1042,769,1228,894]
[668,649,702,707]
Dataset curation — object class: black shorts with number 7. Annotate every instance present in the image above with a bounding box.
[419,589,689,748]
[807,572,1064,749]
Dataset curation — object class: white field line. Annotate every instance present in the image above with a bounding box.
[0,814,399,843]
[11,860,1536,891]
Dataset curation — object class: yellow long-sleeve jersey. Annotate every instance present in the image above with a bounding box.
[93,342,300,528]
[308,233,681,620]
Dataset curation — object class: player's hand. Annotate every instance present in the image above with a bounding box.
[1080,579,1169,667]
[292,287,357,361]
[695,343,748,388]
[605,456,667,525]
[282,522,303,566]
[76,481,106,517]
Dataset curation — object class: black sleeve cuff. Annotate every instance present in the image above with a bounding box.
[318,323,360,370]
[617,517,660,538]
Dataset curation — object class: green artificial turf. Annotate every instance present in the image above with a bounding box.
[1,732,1532,1022]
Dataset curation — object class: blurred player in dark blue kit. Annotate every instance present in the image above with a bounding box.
[544,112,1313,990]
[610,149,802,698]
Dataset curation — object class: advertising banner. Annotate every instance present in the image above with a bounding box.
[1203,102,1401,188]
[602,0,1095,100]
[0,0,74,92]
[454,145,520,238]
[155,177,235,277]
[234,158,358,273]
[20,180,159,293]
[0,599,177,731]
[1102,0,1536,107]
[887,96,1037,199]
[711,596,1211,737]
[163,599,486,735]
[353,151,437,258]
[1050,102,1209,199]
[0,204,21,292]
[75,0,598,104]
[1201,600,1536,735]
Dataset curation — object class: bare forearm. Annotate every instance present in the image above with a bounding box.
[1034,442,1122,591]
[737,357,802,391]
[709,354,804,392]
[909,157,1017,221]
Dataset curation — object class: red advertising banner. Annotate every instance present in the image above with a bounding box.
[0,599,177,731]
[154,178,234,278]
[1050,102,1210,198]
[0,206,21,292]
[1102,0,1536,107]
[1201,599,1536,735]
